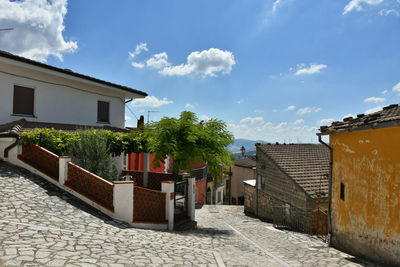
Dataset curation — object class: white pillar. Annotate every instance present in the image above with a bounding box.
[161,181,175,231]
[59,156,71,185]
[113,181,134,223]
[143,153,150,187]
[187,177,196,221]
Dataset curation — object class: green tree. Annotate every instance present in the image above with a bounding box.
[146,111,233,181]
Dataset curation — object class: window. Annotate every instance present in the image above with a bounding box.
[340,182,345,200]
[13,85,34,116]
[97,101,109,123]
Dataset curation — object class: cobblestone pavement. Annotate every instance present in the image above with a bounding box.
[0,162,379,267]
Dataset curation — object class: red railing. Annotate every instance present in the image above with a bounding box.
[133,186,166,223]
[18,143,59,181]
[65,162,114,212]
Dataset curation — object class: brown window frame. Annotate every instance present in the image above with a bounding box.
[13,85,35,117]
[97,100,110,123]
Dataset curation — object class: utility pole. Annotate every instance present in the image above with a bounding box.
[147,110,160,123]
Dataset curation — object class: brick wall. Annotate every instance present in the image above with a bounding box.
[120,170,144,186]
[133,186,166,223]
[65,162,114,212]
[147,172,178,191]
[18,143,59,181]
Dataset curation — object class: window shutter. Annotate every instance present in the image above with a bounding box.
[13,85,34,116]
[97,101,110,123]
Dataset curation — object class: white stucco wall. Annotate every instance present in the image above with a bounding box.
[0,58,136,128]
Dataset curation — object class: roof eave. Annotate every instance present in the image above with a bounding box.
[318,119,400,136]
[0,50,147,98]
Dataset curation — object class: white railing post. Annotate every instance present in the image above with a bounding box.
[187,177,196,221]
[162,181,175,231]
[113,181,134,223]
[143,153,150,187]
[59,156,71,185]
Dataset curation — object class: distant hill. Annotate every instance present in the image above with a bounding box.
[228,138,266,153]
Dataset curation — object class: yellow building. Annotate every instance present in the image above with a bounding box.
[318,104,400,266]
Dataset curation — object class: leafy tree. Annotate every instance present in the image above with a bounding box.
[146,111,234,181]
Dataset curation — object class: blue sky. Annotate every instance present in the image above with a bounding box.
[1,0,400,142]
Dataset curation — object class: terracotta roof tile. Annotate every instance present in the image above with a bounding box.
[234,157,256,168]
[319,104,400,135]
[256,143,329,198]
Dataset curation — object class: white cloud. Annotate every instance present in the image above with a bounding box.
[128,42,148,59]
[160,48,235,77]
[392,82,400,92]
[364,96,386,103]
[379,9,400,16]
[237,100,243,104]
[318,118,334,126]
[131,96,173,108]
[125,115,131,121]
[272,0,282,12]
[254,109,264,114]
[381,89,388,95]
[293,119,304,125]
[240,117,264,125]
[297,107,321,115]
[343,0,384,15]
[227,120,318,143]
[131,62,145,68]
[276,122,288,129]
[365,106,383,114]
[199,115,211,121]
[146,52,170,69]
[185,103,194,109]
[0,0,77,62]
[287,105,295,111]
[295,64,327,75]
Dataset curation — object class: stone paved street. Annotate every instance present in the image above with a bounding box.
[0,161,379,266]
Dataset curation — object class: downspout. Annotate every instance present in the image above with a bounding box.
[318,135,332,245]
[0,134,19,159]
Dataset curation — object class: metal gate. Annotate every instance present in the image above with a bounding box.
[174,179,188,221]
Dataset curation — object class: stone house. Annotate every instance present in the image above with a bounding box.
[250,143,330,234]
[230,156,256,205]
[318,104,400,266]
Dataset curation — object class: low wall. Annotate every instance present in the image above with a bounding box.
[65,162,114,212]
[134,186,166,223]
[120,170,144,186]
[18,143,59,181]
[244,183,256,215]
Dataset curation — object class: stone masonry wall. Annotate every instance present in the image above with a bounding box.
[244,183,256,215]
[256,148,315,232]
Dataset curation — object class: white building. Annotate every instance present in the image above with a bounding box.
[0,50,147,172]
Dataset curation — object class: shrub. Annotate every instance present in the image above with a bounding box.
[67,129,118,182]
[20,128,77,156]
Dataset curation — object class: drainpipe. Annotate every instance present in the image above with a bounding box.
[0,134,19,159]
[318,135,332,245]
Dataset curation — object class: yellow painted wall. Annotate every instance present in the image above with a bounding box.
[330,126,400,265]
